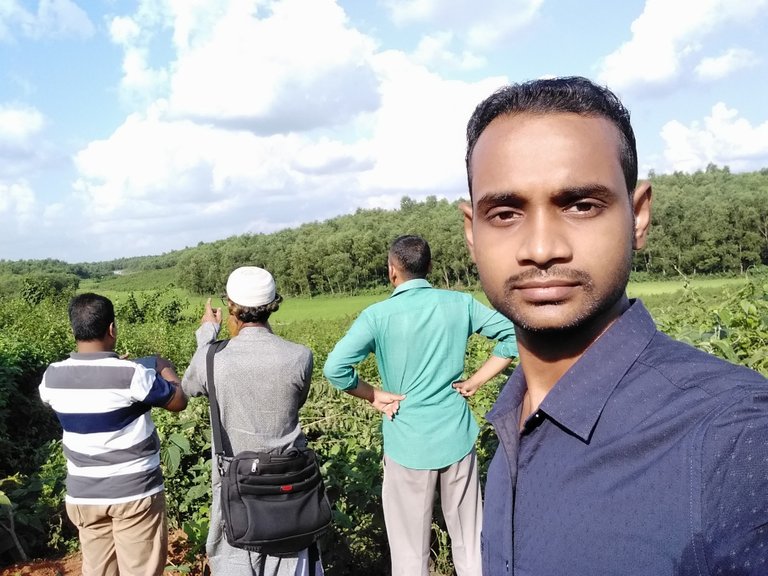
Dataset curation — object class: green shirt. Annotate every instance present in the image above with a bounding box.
[323,279,518,469]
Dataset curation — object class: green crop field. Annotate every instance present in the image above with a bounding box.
[3,271,768,574]
[627,276,746,297]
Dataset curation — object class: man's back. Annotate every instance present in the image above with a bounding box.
[181,323,314,464]
[39,352,171,503]
[324,278,517,469]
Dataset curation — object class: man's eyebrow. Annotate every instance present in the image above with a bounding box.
[475,191,526,212]
[555,184,616,204]
[475,184,620,211]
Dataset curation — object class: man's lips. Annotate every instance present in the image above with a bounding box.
[511,279,580,302]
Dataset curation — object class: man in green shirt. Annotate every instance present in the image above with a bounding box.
[323,235,518,576]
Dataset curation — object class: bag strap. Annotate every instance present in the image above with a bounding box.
[205,339,230,472]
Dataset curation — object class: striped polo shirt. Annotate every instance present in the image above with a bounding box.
[39,351,176,505]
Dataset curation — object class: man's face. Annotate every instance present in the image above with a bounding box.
[462,112,651,334]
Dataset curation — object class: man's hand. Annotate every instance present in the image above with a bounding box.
[371,388,406,420]
[453,356,513,398]
[202,297,222,325]
[345,379,406,421]
[156,356,180,384]
[453,379,481,398]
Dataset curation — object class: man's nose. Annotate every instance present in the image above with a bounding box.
[515,211,572,267]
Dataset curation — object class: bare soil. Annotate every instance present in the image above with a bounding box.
[0,530,204,576]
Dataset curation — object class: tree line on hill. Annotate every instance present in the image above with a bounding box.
[2,164,768,298]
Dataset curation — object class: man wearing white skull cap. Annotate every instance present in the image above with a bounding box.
[182,267,321,576]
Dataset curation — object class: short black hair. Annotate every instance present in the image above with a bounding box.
[466,76,637,195]
[389,235,431,278]
[68,293,115,341]
[229,294,283,324]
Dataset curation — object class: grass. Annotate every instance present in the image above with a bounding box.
[626,277,746,297]
[272,293,388,323]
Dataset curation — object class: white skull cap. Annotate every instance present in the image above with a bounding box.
[225,266,276,307]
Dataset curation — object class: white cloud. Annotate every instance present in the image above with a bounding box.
[384,0,541,47]
[597,0,768,92]
[68,42,505,257]
[383,0,542,68]
[0,0,93,42]
[361,49,506,193]
[116,0,379,133]
[71,105,371,219]
[0,104,48,178]
[0,180,36,222]
[33,0,93,38]
[660,102,768,172]
[109,10,171,107]
[695,48,759,81]
[0,104,44,143]
[412,32,486,70]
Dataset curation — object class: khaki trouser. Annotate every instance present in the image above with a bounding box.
[382,449,483,576]
[66,491,168,576]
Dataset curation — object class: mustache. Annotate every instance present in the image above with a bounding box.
[503,266,592,288]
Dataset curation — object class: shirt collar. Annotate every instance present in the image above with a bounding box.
[391,278,432,297]
[69,351,120,360]
[237,326,272,335]
[489,300,657,442]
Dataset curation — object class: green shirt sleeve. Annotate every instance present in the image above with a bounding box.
[469,297,519,358]
[322,312,376,391]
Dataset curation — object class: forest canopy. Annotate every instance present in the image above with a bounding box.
[2,165,768,297]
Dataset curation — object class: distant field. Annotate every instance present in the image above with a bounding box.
[272,293,388,323]
[79,272,749,323]
[626,277,745,297]
[80,268,177,292]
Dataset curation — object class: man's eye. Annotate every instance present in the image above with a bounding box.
[488,209,520,222]
[566,201,602,214]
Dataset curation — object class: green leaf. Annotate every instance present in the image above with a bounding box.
[717,308,732,324]
[169,432,191,454]
[0,491,11,507]
[710,339,740,363]
[162,444,182,474]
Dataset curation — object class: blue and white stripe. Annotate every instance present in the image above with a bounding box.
[39,351,175,505]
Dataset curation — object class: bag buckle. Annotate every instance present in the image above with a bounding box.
[217,454,227,477]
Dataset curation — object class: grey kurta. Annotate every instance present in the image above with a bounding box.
[182,322,316,576]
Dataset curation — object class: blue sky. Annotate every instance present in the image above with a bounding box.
[1,0,767,263]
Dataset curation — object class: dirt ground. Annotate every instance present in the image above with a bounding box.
[0,530,203,576]
[0,554,82,576]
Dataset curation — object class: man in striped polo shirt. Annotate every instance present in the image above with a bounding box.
[39,293,187,576]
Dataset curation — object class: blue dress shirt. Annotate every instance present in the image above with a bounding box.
[482,300,768,576]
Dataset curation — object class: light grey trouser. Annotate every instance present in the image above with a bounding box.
[382,448,483,576]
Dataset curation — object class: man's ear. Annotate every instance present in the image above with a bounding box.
[459,201,476,262]
[632,181,652,250]
[108,322,117,339]
[387,260,397,284]
[227,314,241,338]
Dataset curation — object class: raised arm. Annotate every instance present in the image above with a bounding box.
[181,297,223,398]
[156,356,188,412]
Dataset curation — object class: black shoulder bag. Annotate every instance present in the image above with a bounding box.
[206,339,332,555]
